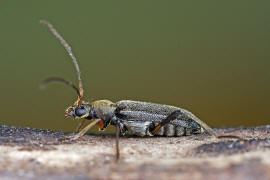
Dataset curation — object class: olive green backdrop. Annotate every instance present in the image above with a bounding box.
[0,1,269,132]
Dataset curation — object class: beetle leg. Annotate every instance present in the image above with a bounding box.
[151,110,216,136]
[151,110,243,140]
[217,135,244,141]
[151,110,218,137]
[75,119,86,133]
[115,119,120,162]
[70,119,101,141]
[151,110,183,135]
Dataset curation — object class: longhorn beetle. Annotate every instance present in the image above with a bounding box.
[40,20,241,161]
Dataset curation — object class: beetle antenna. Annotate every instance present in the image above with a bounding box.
[40,20,84,104]
[41,77,82,103]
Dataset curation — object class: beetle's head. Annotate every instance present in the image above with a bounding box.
[65,102,93,119]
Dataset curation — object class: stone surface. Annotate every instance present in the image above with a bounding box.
[0,125,270,180]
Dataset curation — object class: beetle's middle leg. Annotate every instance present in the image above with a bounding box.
[115,118,121,162]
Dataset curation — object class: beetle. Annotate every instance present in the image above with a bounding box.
[40,20,240,161]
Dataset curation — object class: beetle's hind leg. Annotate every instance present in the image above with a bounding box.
[151,110,183,135]
[151,110,216,137]
[151,110,243,140]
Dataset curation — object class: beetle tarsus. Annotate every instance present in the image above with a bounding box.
[217,135,245,141]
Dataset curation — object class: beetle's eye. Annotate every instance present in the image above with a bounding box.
[75,106,87,117]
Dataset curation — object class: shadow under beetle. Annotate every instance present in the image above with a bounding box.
[40,20,240,161]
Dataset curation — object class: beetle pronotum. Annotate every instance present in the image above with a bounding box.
[40,20,241,161]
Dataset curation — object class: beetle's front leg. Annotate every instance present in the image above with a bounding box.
[70,119,101,141]
[75,119,87,133]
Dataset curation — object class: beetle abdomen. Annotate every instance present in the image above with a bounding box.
[152,122,199,137]
[116,100,203,137]
[152,123,185,137]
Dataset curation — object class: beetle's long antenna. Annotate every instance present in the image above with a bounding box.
[41,77,82,102]
[40,20,84,104]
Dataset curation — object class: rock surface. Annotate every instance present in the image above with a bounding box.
[0,125,270,180]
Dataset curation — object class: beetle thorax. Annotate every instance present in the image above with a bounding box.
[90,100,116,130]
[91,100,116,119]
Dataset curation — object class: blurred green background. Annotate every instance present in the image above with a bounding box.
[0,1,269,132]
